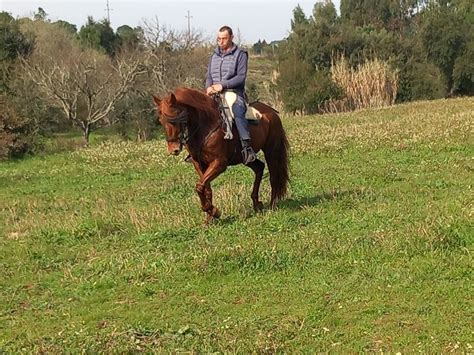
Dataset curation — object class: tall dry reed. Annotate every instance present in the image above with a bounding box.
[323,56,398,113]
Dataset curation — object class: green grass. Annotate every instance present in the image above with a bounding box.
[1,98,473,352]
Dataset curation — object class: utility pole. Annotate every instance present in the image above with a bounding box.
[185,10,193,38]
[105,0,112,23]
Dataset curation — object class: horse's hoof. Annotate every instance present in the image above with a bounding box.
[204,207,220,225]
[254,201,264,212]
[211,207,221,218]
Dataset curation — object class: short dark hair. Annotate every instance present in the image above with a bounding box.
[219,26,233,36]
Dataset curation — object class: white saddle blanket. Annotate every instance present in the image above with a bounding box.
[219,92,262,140]
[221,92,262,120]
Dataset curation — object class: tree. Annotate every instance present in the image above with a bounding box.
[0,12,34,92]
[452,38,474,94]
[34,7,48,22]
[140,18,208,95]
[276,2,346,113]
[252,39,264,55]
[0,13,42,159]
[276,0,471,111]
[291,4,309,30]
[419,0,472,94]
[117,25,142,50]
[22,23,147,143]
[54,20,77,34]
[78,17,118,57]
[307,1,339,68]
[340,0,419,34]
[114,90,157,141]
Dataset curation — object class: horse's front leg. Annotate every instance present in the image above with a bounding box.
[195,159,227,223]
[190,159,210,217]
[246,159,265,212]
[203,187,220,224]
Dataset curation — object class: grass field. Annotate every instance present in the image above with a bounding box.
[1,98,472,352]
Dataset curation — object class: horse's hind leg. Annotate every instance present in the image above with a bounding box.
[247,159,265,212]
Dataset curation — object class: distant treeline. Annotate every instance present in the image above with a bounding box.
[271,0,473,113]
[1,8,210,158]
[1,1,473,159]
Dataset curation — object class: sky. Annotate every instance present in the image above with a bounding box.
[1,0,341,44]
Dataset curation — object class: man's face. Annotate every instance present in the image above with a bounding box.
[217,30,233,51]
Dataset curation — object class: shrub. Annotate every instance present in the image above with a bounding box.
[452,40,474,95]
[0,95,38,159]
[398,61,446,102]
[114,93,158,142]
[277,57,341,114]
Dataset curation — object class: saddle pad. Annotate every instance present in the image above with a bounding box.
[222,92,262,121]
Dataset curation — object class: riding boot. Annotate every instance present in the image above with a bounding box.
[241,139,257,165]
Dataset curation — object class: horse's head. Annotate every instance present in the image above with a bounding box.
[152,93,189,156]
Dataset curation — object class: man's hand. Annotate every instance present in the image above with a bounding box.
[212,84,223,92]
[206,84,224,95]
[206,86,215,95]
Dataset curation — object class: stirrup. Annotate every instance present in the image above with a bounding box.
[242,146,257,165]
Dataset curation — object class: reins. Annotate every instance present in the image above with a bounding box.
[162,108,196,148]
[162,106,221,151]
[162,98,223,165]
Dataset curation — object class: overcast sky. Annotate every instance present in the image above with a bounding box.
[1,0,341,44]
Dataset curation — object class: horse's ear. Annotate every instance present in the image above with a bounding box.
[152,95,161,107]
[169,93,177,106]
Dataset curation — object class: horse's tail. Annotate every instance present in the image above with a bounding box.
[264,112,290,207]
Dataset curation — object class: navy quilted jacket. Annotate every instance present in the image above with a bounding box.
[205,44,248,98]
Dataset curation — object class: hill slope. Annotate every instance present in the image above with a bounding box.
[0,98,472,352]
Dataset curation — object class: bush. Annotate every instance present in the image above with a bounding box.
[397,61,446,102]
[114,93,158,141]
[308,70,343,113]
[277,57,341,114]
[0,95,38,159]
[452,39,474,95]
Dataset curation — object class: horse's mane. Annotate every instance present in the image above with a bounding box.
[174,87,220,123]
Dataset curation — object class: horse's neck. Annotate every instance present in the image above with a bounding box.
[187,108,219,147]
[190,107,218,133]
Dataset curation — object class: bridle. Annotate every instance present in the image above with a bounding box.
[161,108,199,149]
[161,103,222,162]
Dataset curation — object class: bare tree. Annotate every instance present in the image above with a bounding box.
[21,23,147,143]
[141,17,204,51]
[140,17,208,95]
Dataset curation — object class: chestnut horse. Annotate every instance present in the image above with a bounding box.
[153,87,289,223]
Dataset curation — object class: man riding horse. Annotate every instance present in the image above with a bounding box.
[205,25,257,165]
[152,26,289,223]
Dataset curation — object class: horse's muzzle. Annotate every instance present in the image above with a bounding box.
[167,143,182,155]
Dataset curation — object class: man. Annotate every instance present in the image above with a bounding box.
[205,25,257,164]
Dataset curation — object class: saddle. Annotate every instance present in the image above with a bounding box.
[215,92,263,140]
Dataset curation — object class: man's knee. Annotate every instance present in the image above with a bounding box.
[232,97,247,118]
[232,107,245,119]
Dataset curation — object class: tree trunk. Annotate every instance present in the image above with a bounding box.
[83,124,91,145]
